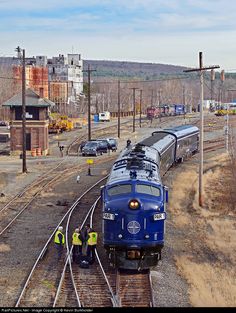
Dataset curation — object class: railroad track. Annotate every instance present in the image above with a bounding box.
[15,177,110,307]
[203,137,225,153]
[0,156,82,236]
[14,171,154,307]
[116,270,154,307]
[0,144,118,237]
[66,118,148,156]
[54,183,117,307]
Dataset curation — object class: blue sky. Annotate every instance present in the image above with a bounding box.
[0,0,236,70]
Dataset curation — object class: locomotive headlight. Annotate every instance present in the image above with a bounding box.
[118,234,123,239]
[153,212,166,221]
[145,234,150,239]
[129,199,140,209]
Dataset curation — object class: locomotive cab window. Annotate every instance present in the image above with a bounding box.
[136,184,160,196]
[107,184,132,196]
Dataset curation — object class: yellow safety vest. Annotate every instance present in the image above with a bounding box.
[54,230,65,245]
[72,232,82,246]
[87,232,98,246]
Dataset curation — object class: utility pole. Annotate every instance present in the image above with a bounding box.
[158,89,162,122]
[139,89,142,128]
[118,80,121,138]
[226,89,236,154]
[21,48,27,173]
[189,90,193,113]
[210,69,215,105]
[184,52,220,207]
[220,70,226,151]
[83,65,96,141]
[182,85,186,119]
[131,87,139,132]
[149,89,154,107]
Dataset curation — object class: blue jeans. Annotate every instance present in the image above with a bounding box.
[55,244,63,260]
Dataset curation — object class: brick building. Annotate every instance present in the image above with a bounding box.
[13,65,49,98]
[3,88,55,156]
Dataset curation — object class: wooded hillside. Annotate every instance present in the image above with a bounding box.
[83,59,188,80]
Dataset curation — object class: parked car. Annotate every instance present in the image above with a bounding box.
[106,138,118,151]
[81,141,103,156]
[91,139,109,153]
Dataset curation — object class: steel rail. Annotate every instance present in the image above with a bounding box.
[0,158,76,236]
[0,157,67,214]
[0,155,86,236]
[55,194,117,307]
[15,176,108,307]
[52,246,77,307]
[53,198,100,307]
[148,272,155,307]
[90,198,118,307]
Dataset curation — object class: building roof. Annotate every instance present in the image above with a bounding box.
[2,88,55,107]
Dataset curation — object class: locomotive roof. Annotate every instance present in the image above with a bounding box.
[106,124,199,186]
[106,145,161,185]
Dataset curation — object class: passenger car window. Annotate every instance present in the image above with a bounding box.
[107,184,132,196]
[136,184,160,196]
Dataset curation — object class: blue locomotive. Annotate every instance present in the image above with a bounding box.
[101,125,199,270]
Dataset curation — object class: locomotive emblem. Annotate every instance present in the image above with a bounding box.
[127,221,141,234]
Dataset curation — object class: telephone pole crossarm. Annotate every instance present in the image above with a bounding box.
[184,65,220,72]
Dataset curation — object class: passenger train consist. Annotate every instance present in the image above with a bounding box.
[101,125,199,271]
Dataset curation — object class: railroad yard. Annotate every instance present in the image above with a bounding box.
[0,113,236,307]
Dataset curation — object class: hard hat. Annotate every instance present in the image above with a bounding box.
[75,228,79,232]
[58,226,63,231]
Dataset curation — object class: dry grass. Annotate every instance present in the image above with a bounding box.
[0,244,11,252]
[169,152,236,307]
[175,256,236,307]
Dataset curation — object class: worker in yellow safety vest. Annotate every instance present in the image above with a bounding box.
[86,228,98,264]
[54,226,65,260]
[72,228,84,262]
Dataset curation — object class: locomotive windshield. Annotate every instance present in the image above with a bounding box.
[107,184,132,196]
[136,184,160,196]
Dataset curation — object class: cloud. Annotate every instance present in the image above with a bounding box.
[0,1,236,69]
[1,0,236,34]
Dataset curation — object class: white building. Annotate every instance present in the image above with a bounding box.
[47,54,83,98]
